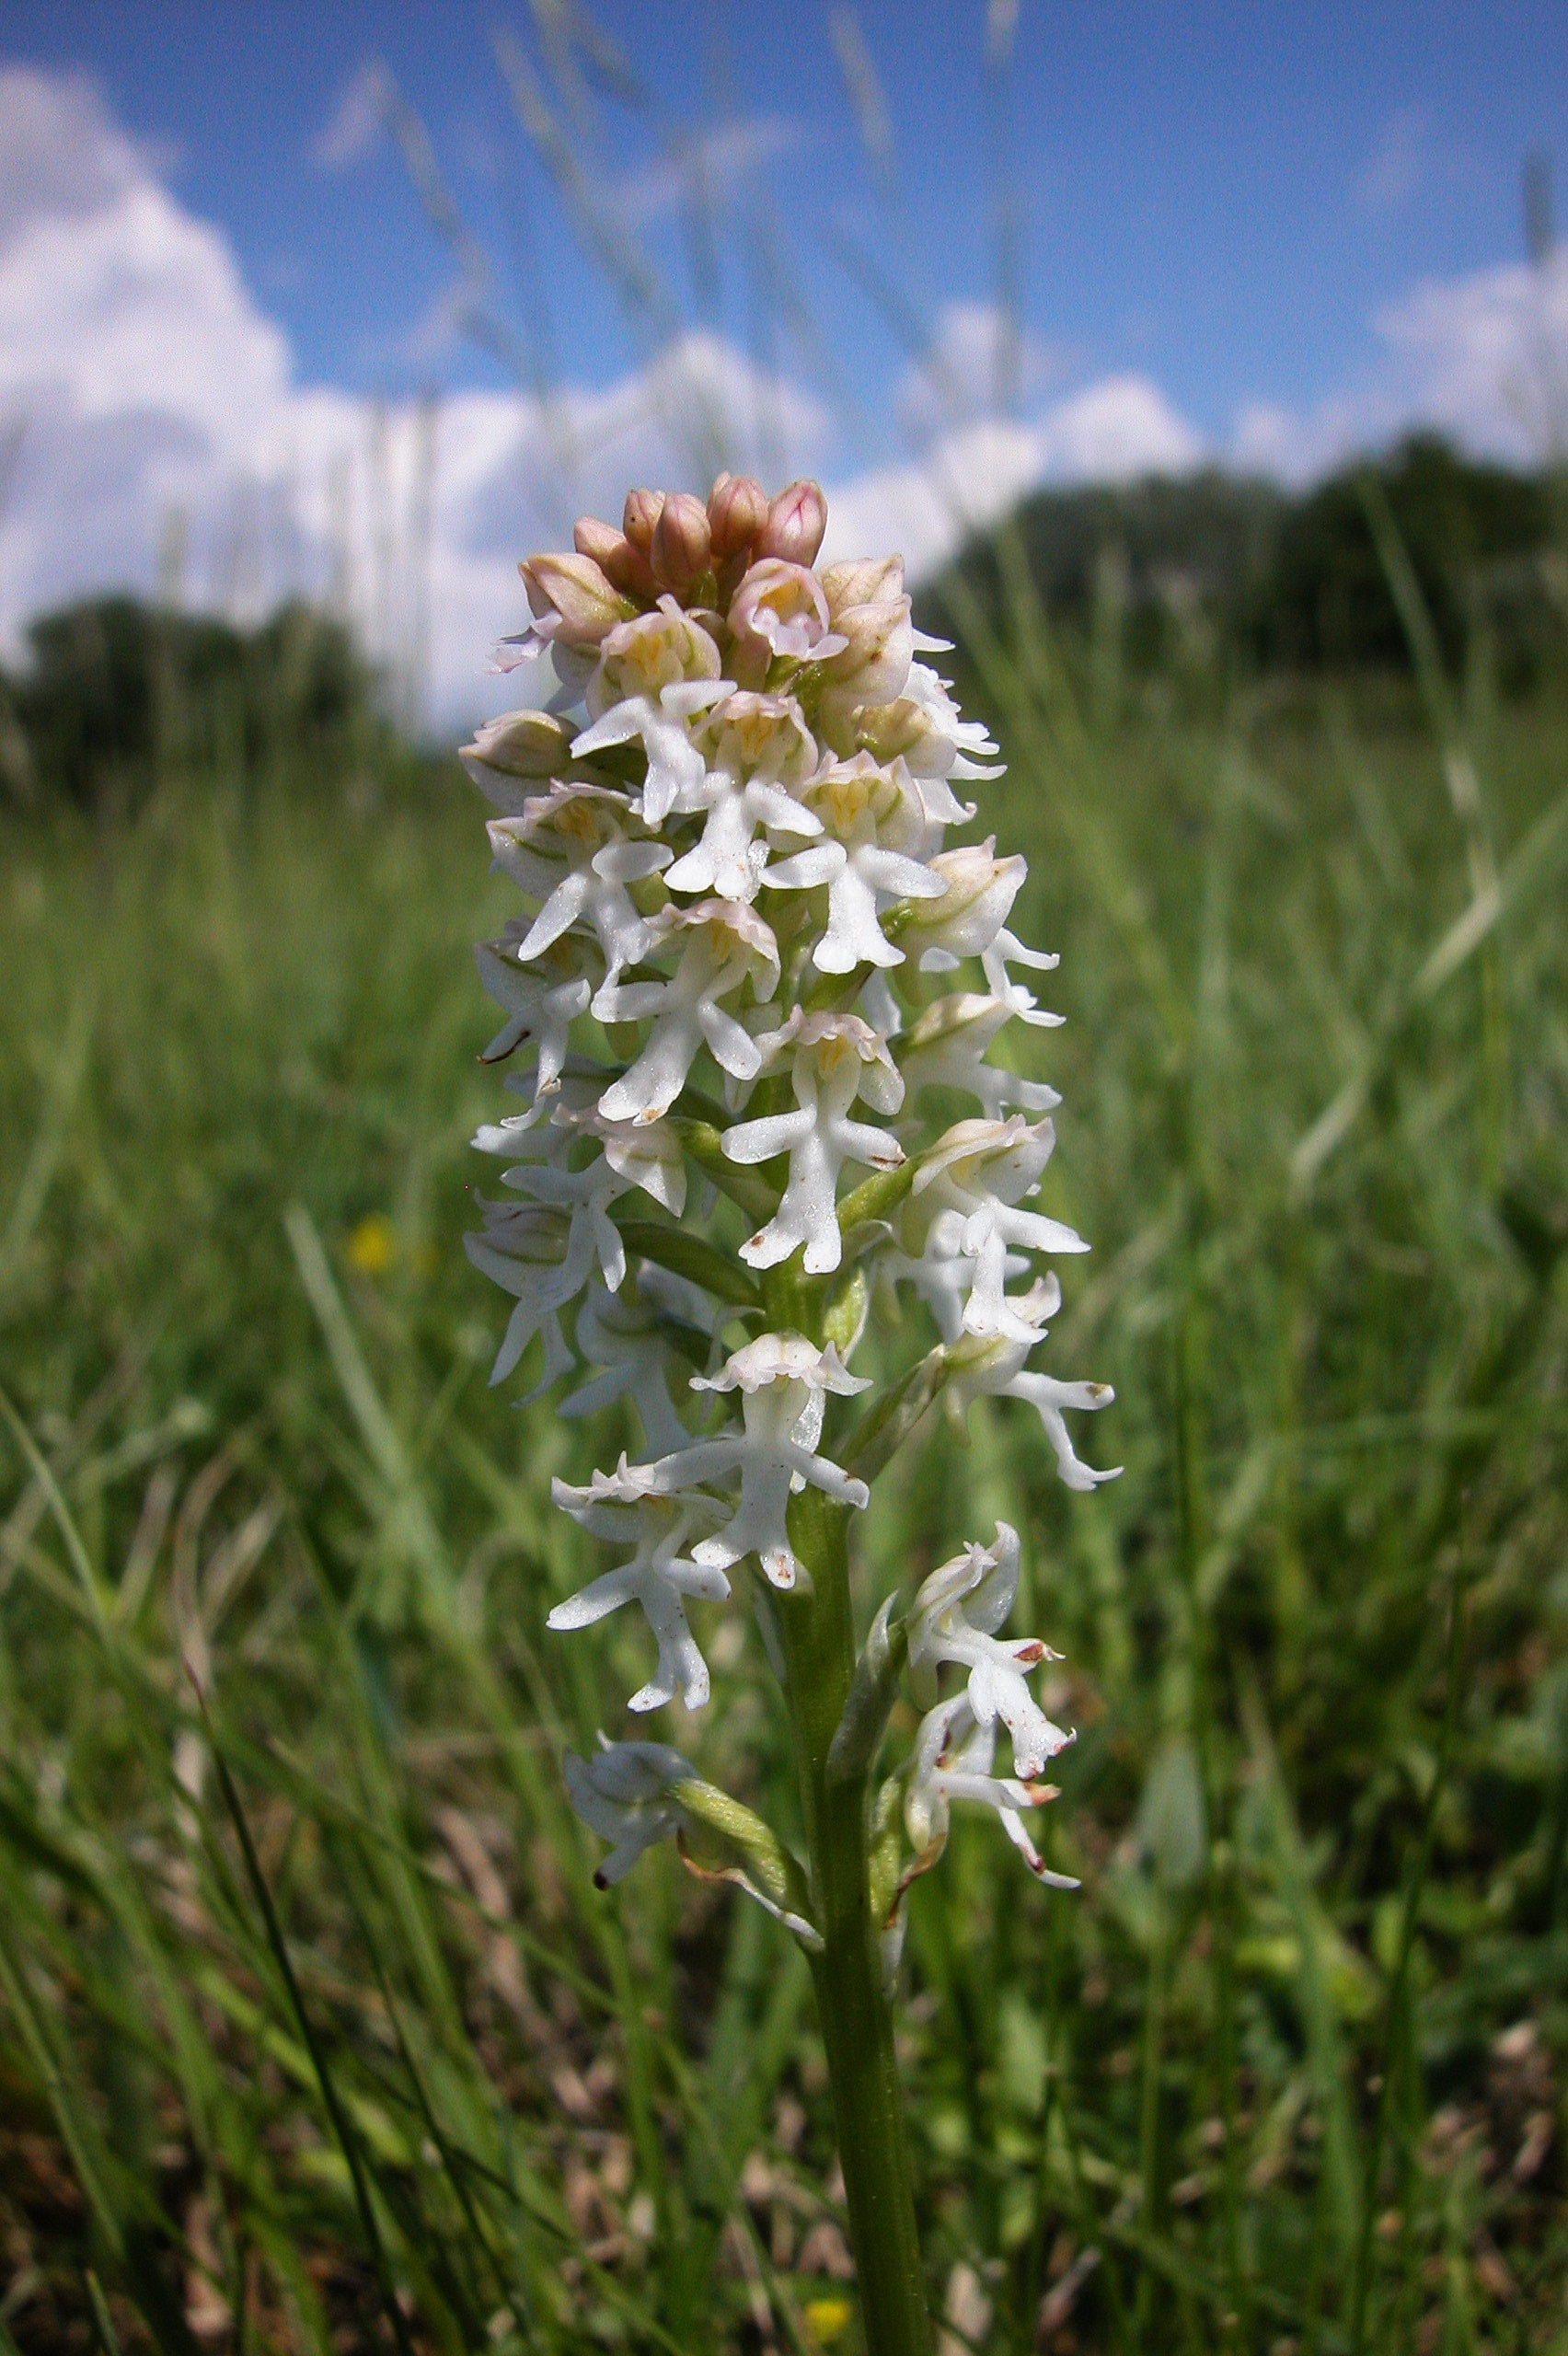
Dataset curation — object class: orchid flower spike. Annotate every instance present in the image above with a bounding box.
[464,480,1121,2312]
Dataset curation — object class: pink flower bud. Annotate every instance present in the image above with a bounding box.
[651,491,713,596]
[572,515,619,565]
[623,488,666,557]
[518,552,629,647]
[574,514,656,600]
[755,479,827,567]
[708,471,768,560]
[820,554,905,618]
[464,708,575,778]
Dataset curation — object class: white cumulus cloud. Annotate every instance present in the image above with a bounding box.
[0,67,1209,722]
[822,420,1054,581]
[0,67,834,722]
[825,374,1206,581]
[1225,253,1568,479]
[1037,375,1205,481]
[895,300,1066,439]
[1378,255,1568,457]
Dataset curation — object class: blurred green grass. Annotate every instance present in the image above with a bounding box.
[3,573,1568,2353]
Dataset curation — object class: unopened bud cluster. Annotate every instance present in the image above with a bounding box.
[466,474,1116,1953]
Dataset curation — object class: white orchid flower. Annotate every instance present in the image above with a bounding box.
[944,1331,1121,1491]
[766,755,946,972]
[487,784,670,1011]
[727,559,847,685]
[550,1462,730,1712]
[896,991,1062,1123]
[597,901,780,1125]
[910,1116,1088,1342]
[813,591,915,746]
[560,1278,709,1458]
[572,596,728,825]
[903,1697,1078,1888]
[488,1108,685,1315]
[723,1011,905,1275]
[645,1334,870,1590]
[882,1232,1049,1349]
[907,1523,1070,1779]
[462,1198,584,1393]
[493,553,630,673]
[563,1735,696,1886]
[663,691,822,902]
[473,931,594,1094]
[900,660,1006,780]
[897,839,1041,979]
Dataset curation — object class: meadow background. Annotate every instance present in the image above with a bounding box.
[4,13,1568,2356]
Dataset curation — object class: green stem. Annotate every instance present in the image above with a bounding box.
[773,1465,932,2356]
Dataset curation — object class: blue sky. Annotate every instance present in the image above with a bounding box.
[5,1,1564,424]
[1,3,1565,714]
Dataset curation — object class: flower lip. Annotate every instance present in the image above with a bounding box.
[691,1333,870,1397]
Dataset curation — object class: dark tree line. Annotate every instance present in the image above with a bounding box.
[920,433,1567,691]
[0,596,377,810]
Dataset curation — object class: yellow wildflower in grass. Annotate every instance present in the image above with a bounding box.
[346,1213,396,1275]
